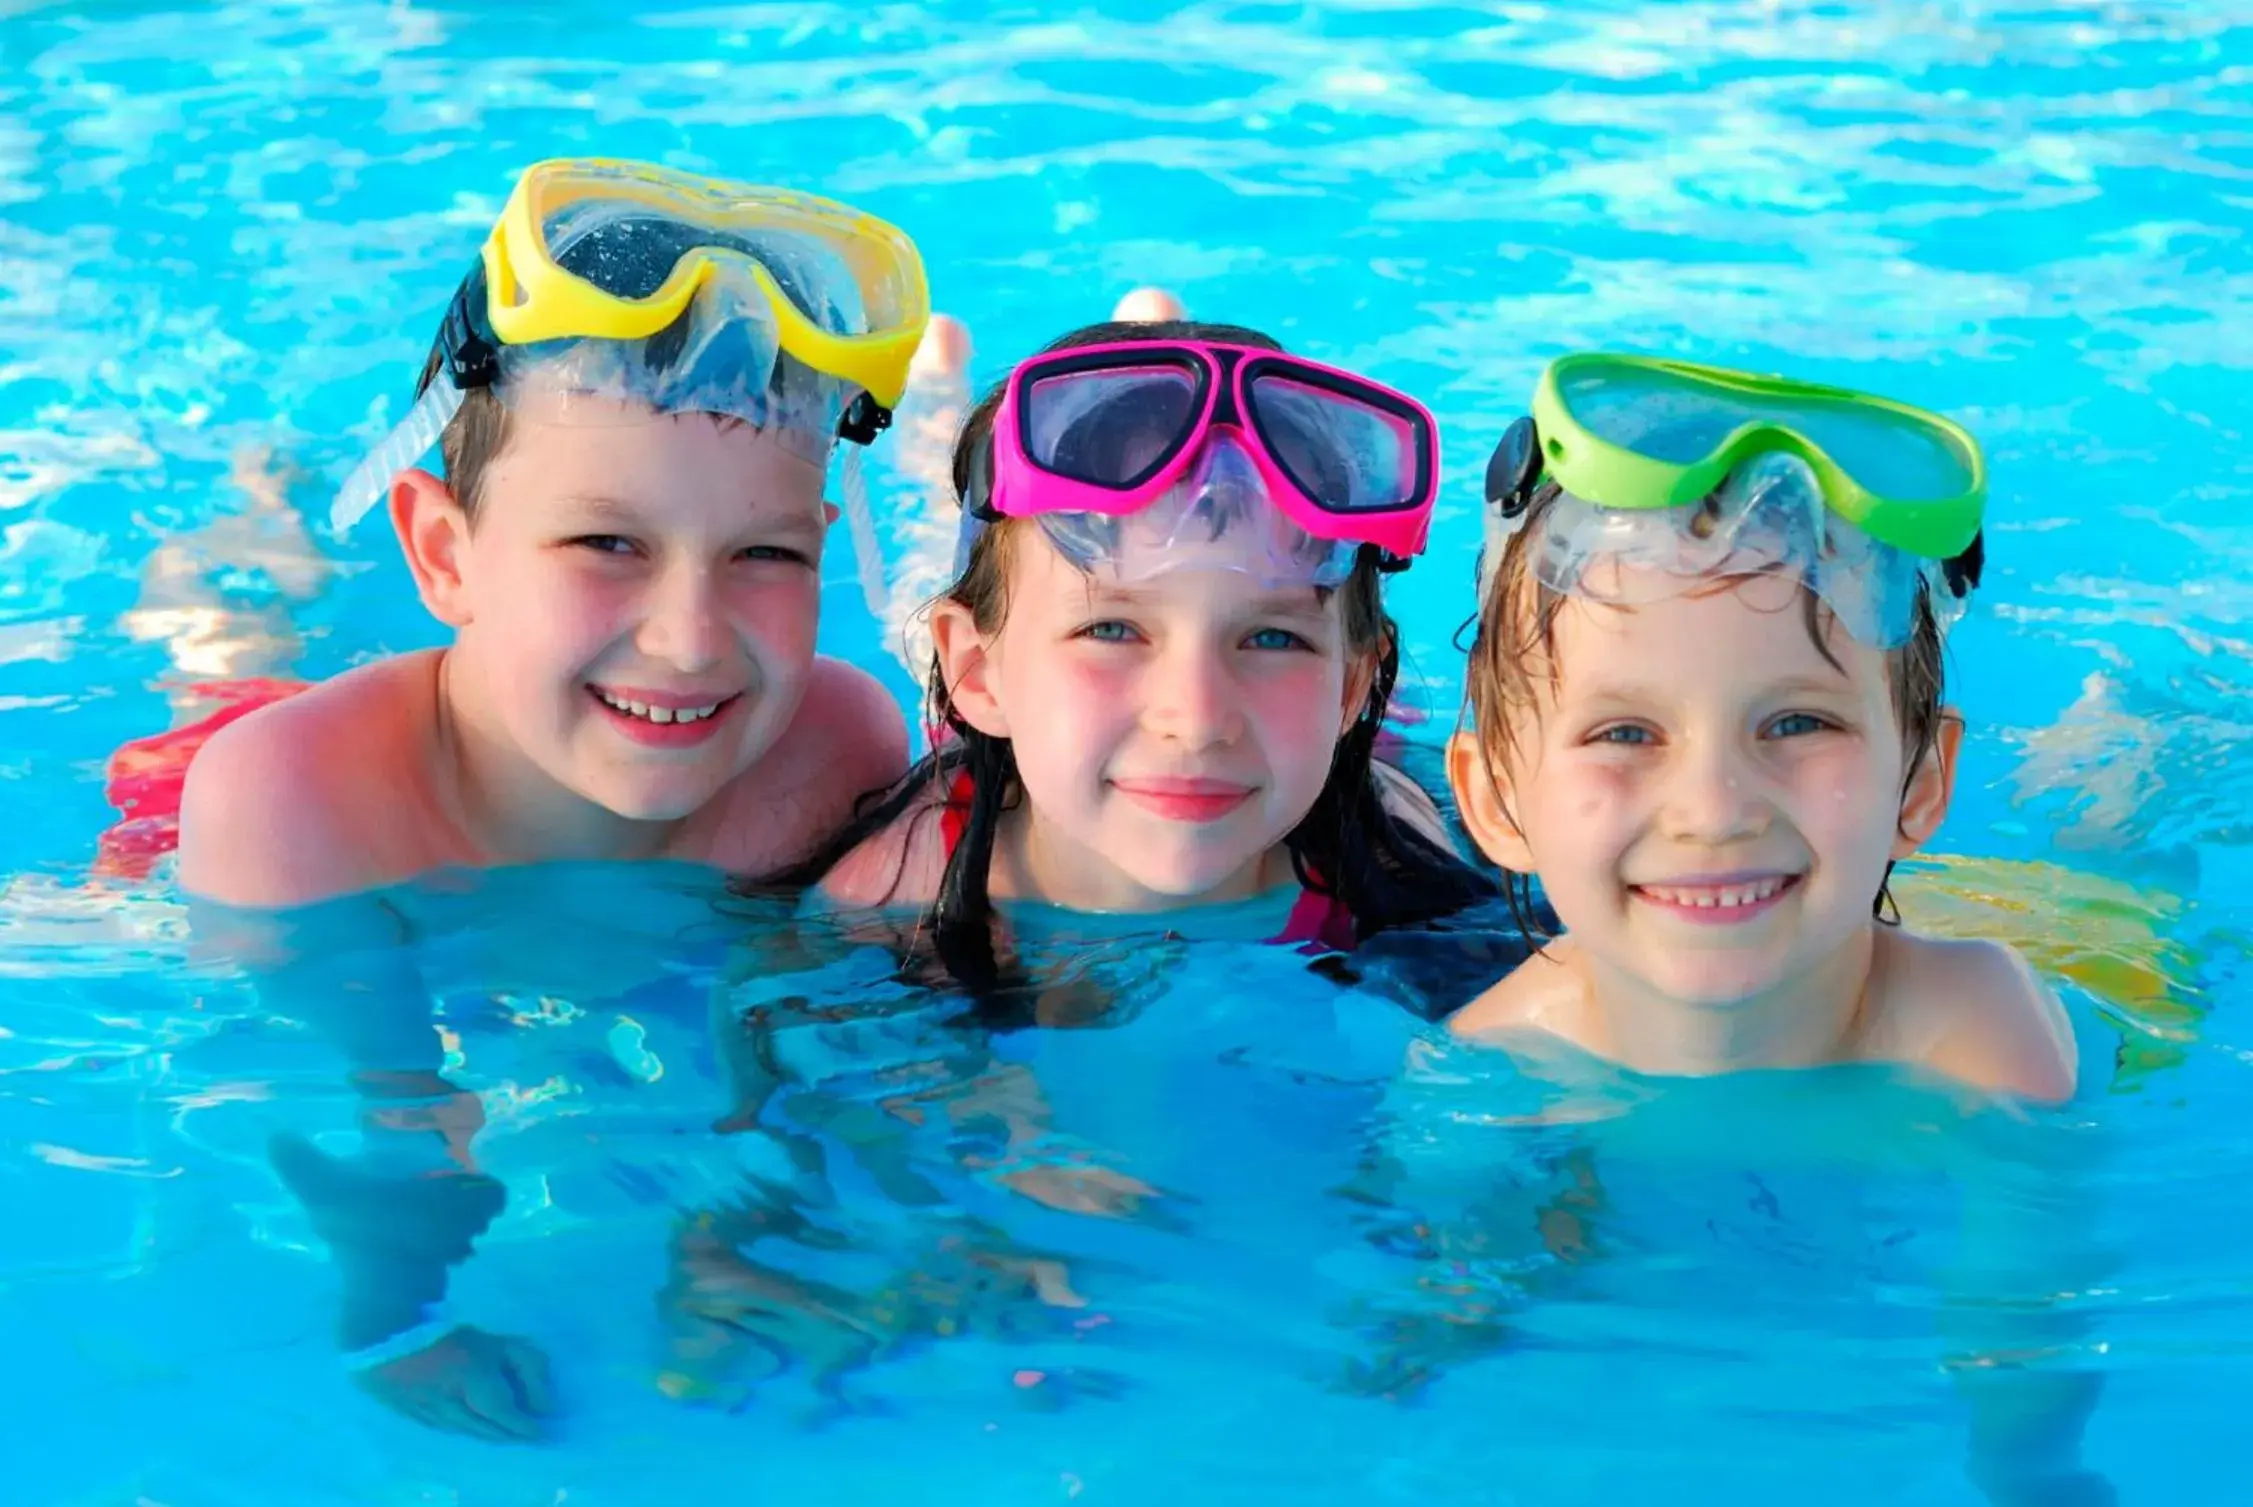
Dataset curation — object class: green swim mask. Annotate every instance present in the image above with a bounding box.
[1481,354,1988,648]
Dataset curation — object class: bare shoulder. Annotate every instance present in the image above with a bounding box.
[816,786,953,910]
[1447,942,1578,1042]
[1869,932,2079,1104]
[707,657,910,877]
[764,656,910,811]
[177,654,441,907]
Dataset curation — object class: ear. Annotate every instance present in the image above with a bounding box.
[390,468,475,629]
[1447,729,1535,873]
[1893,709,1963,857]
[931,597,1009,739]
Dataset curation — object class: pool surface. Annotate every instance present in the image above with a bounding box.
[2,2,2250,1502]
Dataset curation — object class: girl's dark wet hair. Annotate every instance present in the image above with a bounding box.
[771,318,1496,1016]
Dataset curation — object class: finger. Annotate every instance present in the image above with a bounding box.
[457,1365,544,1442]
[382,1387,457,1436]
[501,1339,560,1418]
[433,1388,524,1443]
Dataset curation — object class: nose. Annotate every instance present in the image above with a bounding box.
[634,560,729,674]
[1656,735,1771,846]
[1142,637,1243,751]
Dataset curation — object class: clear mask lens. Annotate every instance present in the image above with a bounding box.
[493,251,845,463]
[1555,364,1978,502]
[1245,371,1420,513]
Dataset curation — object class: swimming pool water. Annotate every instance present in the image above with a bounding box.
[2,1,2250,1502]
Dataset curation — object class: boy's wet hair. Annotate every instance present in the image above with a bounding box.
[770,318,1497,1017]
[1463,479,1950,942]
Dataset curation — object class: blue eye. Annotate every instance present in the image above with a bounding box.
[1078,620,1142,644]
[1590,723,1655,747]
[1244,627,1312,652]
[570,534,637,556]
[738,544,812,565]
[1766,712,1832,739]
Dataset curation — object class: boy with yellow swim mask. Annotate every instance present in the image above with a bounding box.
[165,159,928,1438]
[177,158,928,905]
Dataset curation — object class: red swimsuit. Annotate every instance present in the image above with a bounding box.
[94,676,310,879]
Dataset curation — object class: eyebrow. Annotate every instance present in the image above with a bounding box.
[1764,672,1859,698]
[1568,670,1858,706]
[553,494,823,533]
[1071,582,1330,615]
[551,495,644,523]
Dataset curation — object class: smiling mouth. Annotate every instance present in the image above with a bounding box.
[1110,777,1256,823]
[1633,873,1802,914]
[590,687,738,726]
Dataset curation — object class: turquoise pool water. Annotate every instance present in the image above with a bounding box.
[2,1,2249,1502]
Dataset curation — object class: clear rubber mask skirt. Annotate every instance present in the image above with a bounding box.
[329,256,849,535]
[1030,433,1360,588]
[1506,452,1962,648]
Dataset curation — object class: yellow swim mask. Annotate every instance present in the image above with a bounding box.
[331,157,931,535]
[482,157,928,411]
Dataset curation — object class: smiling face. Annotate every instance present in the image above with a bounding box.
[433,394,830,823]
[1454,567,1955,1009]
[935,525,1370,911]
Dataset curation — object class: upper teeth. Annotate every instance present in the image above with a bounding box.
[596,689,723,724]
[1643,876,1788,908]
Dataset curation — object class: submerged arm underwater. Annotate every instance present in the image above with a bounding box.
[191,892,556,1440]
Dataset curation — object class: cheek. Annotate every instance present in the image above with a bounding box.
[1784,747,1892,815]
[995,645,1132,787]
[1241,660,1346,772]
[1784,745,1897,848]
[1536,759,1638,837]
[1006,645,1135,719]
[726,578,820,662]
[504,557,634,661]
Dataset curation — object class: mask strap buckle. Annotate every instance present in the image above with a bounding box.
[1475,415,1542,596]
[1941,531,1985,600]
[437,261,500,393]
[838,390,892,446]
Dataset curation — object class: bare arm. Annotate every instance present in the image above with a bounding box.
[189,888,548,1437]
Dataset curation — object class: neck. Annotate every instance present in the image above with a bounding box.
[993,802,1290,914]
[1573,926,1880,1077]
[429,649,688,867]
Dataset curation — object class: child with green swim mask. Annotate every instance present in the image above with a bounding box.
[1445,355,2076,1103]
[1400,357,2106,1507]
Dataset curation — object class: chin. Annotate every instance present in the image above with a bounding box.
[588,775,725,824]
[1128,848,1267,903]
[1643,958,1792,1007]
